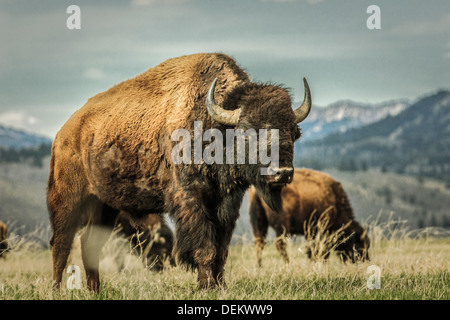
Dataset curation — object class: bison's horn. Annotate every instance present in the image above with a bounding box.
[294,77,312,123]
[206,78,241,126]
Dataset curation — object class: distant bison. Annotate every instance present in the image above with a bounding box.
[0,220,8,259]
[114,212,175,271]
[47,53,312,290]
[249,168,370,265]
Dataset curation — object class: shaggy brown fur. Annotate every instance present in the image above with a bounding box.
[48,53,309,291]
[114,212,175,271]
[0,220,8,259]
[249,168,370,266]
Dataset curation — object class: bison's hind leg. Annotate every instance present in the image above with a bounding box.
[275,234,290,265]
[80,202,118,292]
[254,237,266,268]
[249,193,269,268]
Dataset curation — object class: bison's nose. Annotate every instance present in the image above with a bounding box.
[274,168,294,184]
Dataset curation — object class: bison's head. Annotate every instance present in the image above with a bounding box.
[0,239,8,258]
[206,77,311,213]
[337,221,370,263]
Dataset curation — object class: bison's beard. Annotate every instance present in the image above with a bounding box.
[255,183,283,213]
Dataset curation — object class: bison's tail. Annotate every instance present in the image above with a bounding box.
[47,144,58,247]
[47,148,56,209]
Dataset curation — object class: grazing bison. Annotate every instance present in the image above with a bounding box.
[48,53,311,291]
[0,220,8,259]
[114,212,175,271]
[249,168,370,265]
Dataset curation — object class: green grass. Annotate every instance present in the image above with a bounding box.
[1,229,449,300]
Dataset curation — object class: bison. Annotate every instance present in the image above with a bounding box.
[249,168,370,266]
[114,212,175,271]
[0,220,8,259]
[47,53,311,291]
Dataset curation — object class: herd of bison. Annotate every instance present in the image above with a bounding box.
[0,53,370,292]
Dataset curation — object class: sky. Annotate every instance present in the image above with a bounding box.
[0,0,449,138]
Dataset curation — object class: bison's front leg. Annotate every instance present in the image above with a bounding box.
[172,189,218,289]
[197,262,215,289]
[193,236,216,290]
[198,220,236,289]
[195,219,234,290]
[171,186,241,290]
[211,195,242,289]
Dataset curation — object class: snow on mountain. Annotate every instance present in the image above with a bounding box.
[296,89,450,181]
[0,124,52,150]
[299,99,410,141]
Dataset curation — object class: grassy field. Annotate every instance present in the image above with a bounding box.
[1,223,449,300]
[1,163,449,300]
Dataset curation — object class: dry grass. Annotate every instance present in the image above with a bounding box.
[0,214,449,300]
[301,207,354,262]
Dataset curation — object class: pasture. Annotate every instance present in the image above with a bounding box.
[1,221,448,300]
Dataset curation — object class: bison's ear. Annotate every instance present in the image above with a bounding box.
[206,78,241,126]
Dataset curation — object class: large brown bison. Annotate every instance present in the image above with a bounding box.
[114,212,175,271]
[0,220,8,259]
[249,168,370,266]
[47,53,311,291]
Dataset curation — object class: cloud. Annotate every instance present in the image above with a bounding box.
[131,0,190,6]
[260,0,324,3]
[83,68,107,80]
[445,42,450,59]
[0,110,40,132]
[391,12,450,37]
[131,0,160,5]
[0,107,77,138]
[261,0,297,2]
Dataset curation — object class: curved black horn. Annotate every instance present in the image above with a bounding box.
[294,77,312,123]
[206,78,241,126]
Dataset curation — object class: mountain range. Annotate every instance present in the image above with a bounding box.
[295,89,450,182]
[0,124,51,150]
[1,89,449,182]
[1,89,450,235]
[300,99,410,141]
